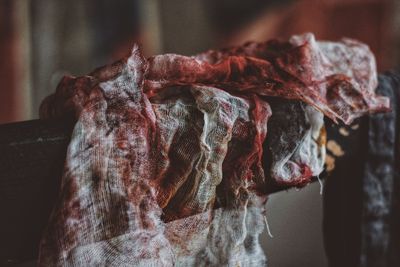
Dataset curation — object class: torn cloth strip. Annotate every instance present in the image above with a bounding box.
[361,71,400,267]
[38,34,388,266]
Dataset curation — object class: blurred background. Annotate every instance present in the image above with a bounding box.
[1,0,399,266]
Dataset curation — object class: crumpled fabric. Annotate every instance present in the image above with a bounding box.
[263,99,325,185]
[146,33,389,124]
[360,71,400,267]
[323,71,400,267]
[38,33,388,266]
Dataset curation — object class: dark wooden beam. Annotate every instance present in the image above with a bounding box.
[0,119,73,265]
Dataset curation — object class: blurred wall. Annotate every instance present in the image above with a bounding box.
[0,0,31,123]
[1,0,399,123]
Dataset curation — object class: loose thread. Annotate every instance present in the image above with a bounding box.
[317,175,323,195]
[263,215,274,238]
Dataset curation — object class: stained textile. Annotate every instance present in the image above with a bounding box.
[38,34,388,266]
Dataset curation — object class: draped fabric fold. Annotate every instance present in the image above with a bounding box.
[38,34,388,266]
[323,71,400,267]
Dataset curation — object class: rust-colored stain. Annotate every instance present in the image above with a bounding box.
[325,154,336,172]
[317,126,327,147]
[327,140,345,157]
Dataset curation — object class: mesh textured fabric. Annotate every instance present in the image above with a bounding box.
[360,72,400,267]
[38,34,388,266]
